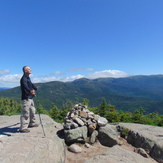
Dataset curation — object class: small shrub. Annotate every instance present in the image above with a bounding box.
[121,127,129,138]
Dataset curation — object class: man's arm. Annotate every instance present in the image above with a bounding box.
[32,83,37,91]
[21,77,31,92]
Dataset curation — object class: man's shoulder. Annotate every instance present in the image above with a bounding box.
[20,74,27,82]
[20,75,24,79]
[21,74,29,79]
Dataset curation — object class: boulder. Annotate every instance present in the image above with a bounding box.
[134,148,149,158]
[80,111,88,118]
[68,144,82,153]
[88,124,96,135]
[98,124,119,147]
[90,130,98,144]
[150,140,163,163]
[74,117,85,126]
[97,117,108,127]
[64,126,88,143]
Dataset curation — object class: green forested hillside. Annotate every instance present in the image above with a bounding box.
[0,75,163,114]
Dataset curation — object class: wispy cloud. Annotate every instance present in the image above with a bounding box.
[86,70,129,79]
[33,74,84,83]
[54,71,65,75]
[0,69,10,76]
[0,69,130,87]
[0,74,22,87]
[68,68,94,72]
[62,74,85,81]
[33,76,58,83]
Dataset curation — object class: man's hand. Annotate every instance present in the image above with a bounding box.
[30,90,35,95]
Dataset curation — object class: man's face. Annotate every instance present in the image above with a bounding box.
[24,67,32,74]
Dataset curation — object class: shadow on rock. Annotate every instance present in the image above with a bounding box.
[57,129,65,139]
[0,123,20,136]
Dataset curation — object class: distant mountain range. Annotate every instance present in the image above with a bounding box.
[0,87,10,91]
[0,75,163,114]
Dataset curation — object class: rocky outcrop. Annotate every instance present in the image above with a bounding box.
[84,145,156,163]
[63,104,163,162]
[1,112,162,163]
[0,115,65,163]
[117,123,163,163]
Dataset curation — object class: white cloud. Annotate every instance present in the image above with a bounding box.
[32,70,129,84]
[0,69,10,76]
[62,74,85,81]
[33,74,84,83]
[86,70,129,79]
[33,76,58,83]
[54,71,65,75]
[68,68,94,72]
[0,74,22,87]
[0,69,130,87]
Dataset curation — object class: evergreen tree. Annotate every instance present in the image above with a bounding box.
[99,98,107,116]
[82,98,89,106]
[49,103,62,122]
[0,97,21,115]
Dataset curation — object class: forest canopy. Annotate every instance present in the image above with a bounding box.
[0,97,163,127]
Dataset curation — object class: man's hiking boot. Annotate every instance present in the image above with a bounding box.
[28,123,39,128]
[19,129,30,133]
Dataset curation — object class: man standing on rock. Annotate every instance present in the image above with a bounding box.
[19,66,39,133]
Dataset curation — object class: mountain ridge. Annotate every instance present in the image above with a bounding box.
[0,75,163,114]
[0,87,10,91]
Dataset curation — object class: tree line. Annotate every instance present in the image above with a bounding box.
[0,97,163,127]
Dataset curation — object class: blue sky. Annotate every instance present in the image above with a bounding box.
[0,0,163,87]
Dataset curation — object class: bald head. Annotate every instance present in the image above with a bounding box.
[22,66,32,74]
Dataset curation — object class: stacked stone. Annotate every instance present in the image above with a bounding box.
[64,103,108,144]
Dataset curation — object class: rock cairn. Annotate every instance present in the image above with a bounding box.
[63,103,108,145]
